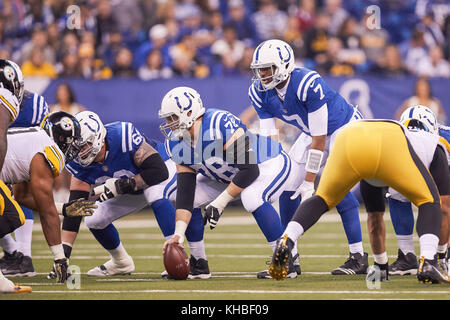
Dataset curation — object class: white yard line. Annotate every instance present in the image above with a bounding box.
[29,289,450,295]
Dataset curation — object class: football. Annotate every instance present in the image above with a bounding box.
[163,243,190,280]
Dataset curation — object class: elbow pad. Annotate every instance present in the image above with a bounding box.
[139,153,169,187]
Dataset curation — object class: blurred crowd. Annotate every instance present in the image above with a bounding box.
[1,0,450,80]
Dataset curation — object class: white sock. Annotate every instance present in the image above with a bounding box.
[108,243,129,261]
[188,240,207,260]
[0,234,19,254]
[14,219,34,257]
[291,240,299,259]
[284,221,304,242]
[437,244,447,254]
[373,252,388,265]
[269,240,278,252]
[419,234,439,260]
[349,241,364,255]
[397,234,415,255]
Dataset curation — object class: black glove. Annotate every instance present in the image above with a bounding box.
[54,258,69,283]
[92,178,136,202]
[203,205,223,230]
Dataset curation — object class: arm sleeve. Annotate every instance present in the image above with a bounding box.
[175,172,197,213]
[225,134,260,189]
[429,145,450,196]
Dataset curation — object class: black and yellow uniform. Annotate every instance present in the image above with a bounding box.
[0,180,24,237]
[293,120,447,238]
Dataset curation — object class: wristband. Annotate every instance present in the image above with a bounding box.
[210,189,234,211]
[174,220,188,244]
[305,149,324,174]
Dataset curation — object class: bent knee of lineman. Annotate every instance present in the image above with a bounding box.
[84,212,111,230]
[0,198,24,237]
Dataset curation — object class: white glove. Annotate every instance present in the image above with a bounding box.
[92,178,119,202]
[290,180,315,201]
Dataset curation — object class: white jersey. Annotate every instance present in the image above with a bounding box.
[0,87,20,122]
[0,127,65,184]
[389,128,447,202]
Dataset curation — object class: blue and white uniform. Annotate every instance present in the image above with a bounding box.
[165,108,291,213]
[249,67,363,253]
[66,121,177,230]
[11,92,49,128]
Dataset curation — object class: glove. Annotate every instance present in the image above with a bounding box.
[62,199,97,217]
[203,204,223,230]
[53,258,69,283]
[92,178,136,202]
[290,180,315,201]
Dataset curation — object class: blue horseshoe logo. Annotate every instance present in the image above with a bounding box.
[175,92,193,111]
[277,45,291,63]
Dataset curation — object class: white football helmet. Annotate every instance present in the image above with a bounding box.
[250,39,295,91]
[400,105,438,135]
[74,110,107,166]
[158,86,205,139]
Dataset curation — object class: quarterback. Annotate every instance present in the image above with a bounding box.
[249,39,366,276]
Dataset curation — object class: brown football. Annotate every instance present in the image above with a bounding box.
[163,243,190,280]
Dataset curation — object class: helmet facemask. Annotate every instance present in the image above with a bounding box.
[251,64,282,91]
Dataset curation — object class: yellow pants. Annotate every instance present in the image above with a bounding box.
[0,179,25,237]
[316,121,439,209]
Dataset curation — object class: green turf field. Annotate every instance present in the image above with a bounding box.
[1,207,449,300]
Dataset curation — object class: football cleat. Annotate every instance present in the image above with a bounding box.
[268,235,294,281]
[257,253,300,279]
[417,256,449,284]
[0,251,36,277]
[188,256,211,279]
[161,270,169,278]
[366,263,389,283]
[0,276,31,294]
[331,252,369,275]
[389,249,418,276]
[87,257,135,276]
[12,284,32,294]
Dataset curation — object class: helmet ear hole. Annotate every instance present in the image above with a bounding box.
[187,110,192,117]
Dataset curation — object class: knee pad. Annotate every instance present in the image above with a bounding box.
[62,216,83,233]
[336,192,359,213]
[241,190,264,213]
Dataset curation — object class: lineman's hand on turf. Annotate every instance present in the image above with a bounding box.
[53,258,69,283]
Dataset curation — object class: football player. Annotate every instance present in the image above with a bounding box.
[0,111,95,285]
[50,111,177,277]
[160,86,301,278]
[0,59,32,293]
[387,106,450,276]
[270,118,449,284]
[249,39,366,276]
[0,89,50,277]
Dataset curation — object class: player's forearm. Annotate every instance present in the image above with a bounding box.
[39,208,63,247]
[305,135,326,182]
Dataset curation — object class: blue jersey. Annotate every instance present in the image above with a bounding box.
[248,68,355,136]
[165,108,281,183]
[11,92,50,128]
[66,121,147,186]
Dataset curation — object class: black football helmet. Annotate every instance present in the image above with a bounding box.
[0,59,24,105]
[41,111,82,163]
